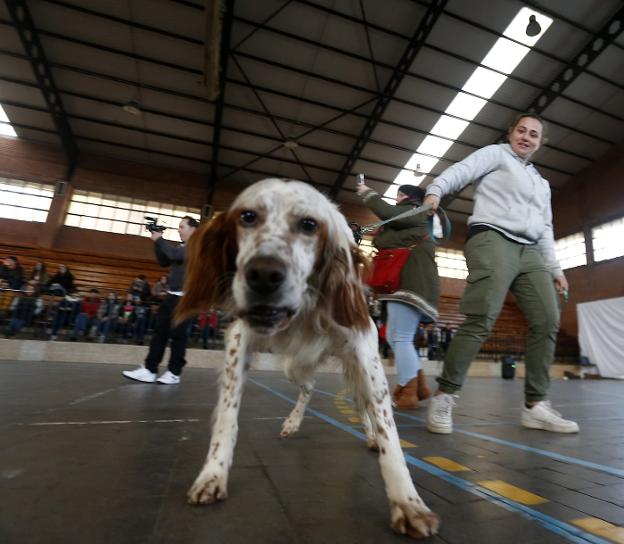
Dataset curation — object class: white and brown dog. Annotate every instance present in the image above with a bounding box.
[176,178,439,538]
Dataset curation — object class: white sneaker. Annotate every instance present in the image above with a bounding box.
[122,366,156,383]
[426,393,457,434]
[522,401,579,433]
[157,370,181,385]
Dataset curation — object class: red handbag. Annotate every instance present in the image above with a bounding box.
[368,248,411,293]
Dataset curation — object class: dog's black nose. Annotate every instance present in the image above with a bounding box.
[245,257,286,295]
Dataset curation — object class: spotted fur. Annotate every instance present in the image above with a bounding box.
[178,179,439,538]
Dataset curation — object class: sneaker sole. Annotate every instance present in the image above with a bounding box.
[426,423,453,434]
[122,373,156,383]
[522,422,579,433]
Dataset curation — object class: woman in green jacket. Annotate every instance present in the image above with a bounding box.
[357,183,440,409]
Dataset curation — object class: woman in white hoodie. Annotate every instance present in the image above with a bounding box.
[423,113,578,435]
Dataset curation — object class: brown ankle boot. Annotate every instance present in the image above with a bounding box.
[392,377,419,410]
[417,369,431,401]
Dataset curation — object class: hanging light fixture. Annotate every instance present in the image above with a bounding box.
[122,99,142,116]
[526,15,542,37]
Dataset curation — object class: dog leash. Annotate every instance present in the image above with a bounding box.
[357,203,452,245]
[359,203,433,233]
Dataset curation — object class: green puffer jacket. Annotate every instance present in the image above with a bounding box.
[361,189,440,323]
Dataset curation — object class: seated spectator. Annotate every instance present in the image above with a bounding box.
[97,291,120,342]
[0,256,24,290]
[5,283,43,338]
[132,296,150,345]
[198,307,219,349]
[151,275,169,302]
[0,279,17,318]
[29,261,49,290]
[118,293,136,341]
[427,325,442,361]
[47,289,79,340]
[71,288,101,340]
[416,323,427,357]
[47,264,75,294]
[129,274,151,301]
[378,322,390,359]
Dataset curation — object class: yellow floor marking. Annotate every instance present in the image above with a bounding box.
[423,456,470,472]
[477,480,548,505]
[571,518,624,543]
[348,417,360,423]
[399,439,417,448]
[338,409,354,414]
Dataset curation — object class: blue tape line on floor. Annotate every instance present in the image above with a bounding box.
[394,411,624,479]
[311,382,624,479]
[249,378,611,544]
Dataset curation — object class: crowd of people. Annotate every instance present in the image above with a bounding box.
[361,112,578,434]
[0,256,222,347]
[2,114,579,432]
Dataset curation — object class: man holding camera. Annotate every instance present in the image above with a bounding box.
[122,215,198,385]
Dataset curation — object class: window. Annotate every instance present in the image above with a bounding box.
[65,190,200,241]
[435,248,468,279]
[555,232,587,270]
[0,177,54,222]
[592,217,624,262]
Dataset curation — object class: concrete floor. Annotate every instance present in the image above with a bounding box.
[1,360,623,544]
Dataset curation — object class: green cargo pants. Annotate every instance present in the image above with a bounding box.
[437,230,560,402]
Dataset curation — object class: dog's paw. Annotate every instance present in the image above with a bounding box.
[280,417,301,438]
[187,471,228,505]
[366,437,379,451]
[389,501,440,539]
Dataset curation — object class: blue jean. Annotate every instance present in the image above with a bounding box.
[73,313,98,337]
[386,301,422,386]
[6,318,26,336]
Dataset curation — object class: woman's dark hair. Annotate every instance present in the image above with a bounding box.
[397,184,425,204]
[508,112,548,143]
[183,215,199,228]
[30,261,47,279]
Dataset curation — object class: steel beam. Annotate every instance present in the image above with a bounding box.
[0,17,615,145]
[207,0,235,203]
[4,0,77,174]
[526,3,624,116]
[330,0,448,197]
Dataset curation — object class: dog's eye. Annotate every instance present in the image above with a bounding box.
[299,217,318,234]
[240,210,257,226]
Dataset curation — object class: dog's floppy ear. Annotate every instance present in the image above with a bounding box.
[175,212,237,324]
[318,237,370,331]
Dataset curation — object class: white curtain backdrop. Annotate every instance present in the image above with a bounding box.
[577,297,624,379]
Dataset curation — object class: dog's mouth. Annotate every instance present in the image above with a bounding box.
[240,305,295,331]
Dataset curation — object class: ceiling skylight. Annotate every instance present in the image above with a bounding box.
[385,7,553,200]
[0,105,17,138]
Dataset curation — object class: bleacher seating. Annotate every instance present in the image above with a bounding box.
[1,243,578,359]
[0,243,164,294]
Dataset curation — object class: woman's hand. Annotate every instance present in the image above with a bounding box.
[554,275,568,294]
[356,183,370,196]
[423,194,440,213]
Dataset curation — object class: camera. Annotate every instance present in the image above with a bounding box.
[348,222,363,245]
[145,216,167,233]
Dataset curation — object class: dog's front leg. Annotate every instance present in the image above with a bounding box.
[349,333,439,539]
[280,381,314,438]
[188,320,249,505]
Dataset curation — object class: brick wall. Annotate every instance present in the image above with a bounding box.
[551,142,624,336]
[2,135,623,341]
